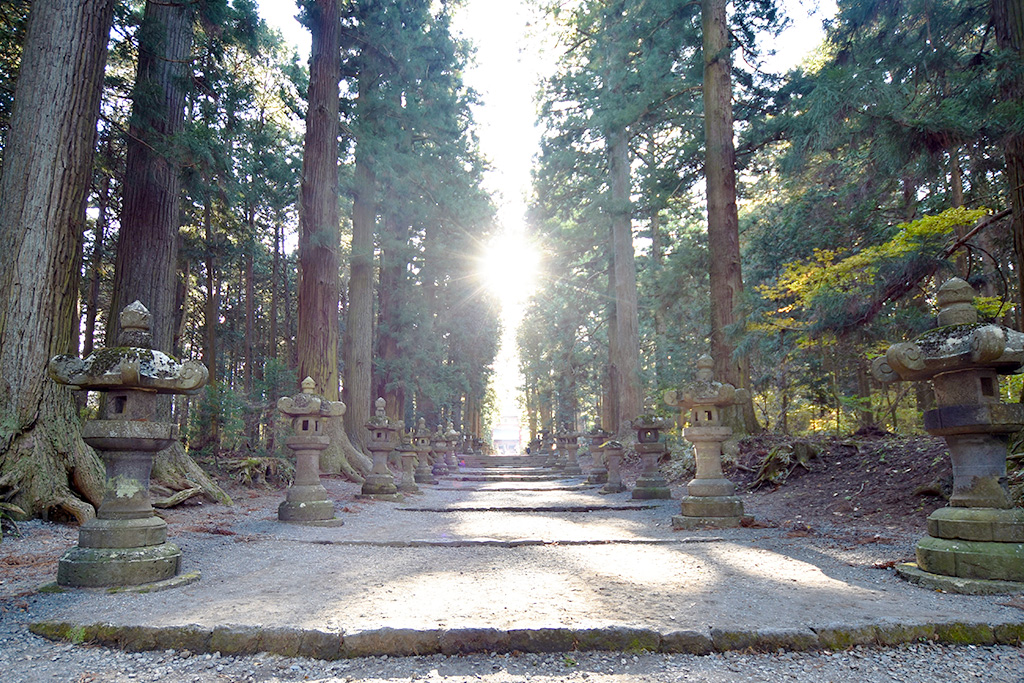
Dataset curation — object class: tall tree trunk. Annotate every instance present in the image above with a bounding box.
[109,0,228,504]
[343,152,376,449]
[603,237,618,433]
[298,0,369,479]
[83,134,112,358]
[109,0,190,353]
[607,126,642,431]
[702,0,757,432]
[650,207,669,390]
[375,210,407,424]
[203,200,220,446]
[271,220,281,361]
[991,0,1024,323]
[0,0,114,522]
[244,205,255,395]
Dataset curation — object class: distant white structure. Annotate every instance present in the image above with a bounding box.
[491,412,522,454]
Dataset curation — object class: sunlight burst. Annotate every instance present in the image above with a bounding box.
[479,230,541,314]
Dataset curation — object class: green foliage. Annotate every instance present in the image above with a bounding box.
[755,207,989,336]
[0,0,30,159]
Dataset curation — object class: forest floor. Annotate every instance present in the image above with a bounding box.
[725,430,953,535]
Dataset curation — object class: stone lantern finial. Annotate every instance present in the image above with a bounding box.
[117,300,153,348]
[374,396,386,417]
[695,354,714,382]
[301,376,316,394]
[936,277,978,326]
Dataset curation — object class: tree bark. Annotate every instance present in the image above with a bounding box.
[607,126,642,431]
[108,0,228,505]
[702,0,757,432]
[375,210,407,424]
[991,0,1024,324]
[343,150,376,449]
[0,0,114,521]
[298,0,369,479]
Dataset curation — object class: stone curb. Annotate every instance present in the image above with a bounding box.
[286,537,724,548]
[397,505,661,513]
[28,620,1024,660]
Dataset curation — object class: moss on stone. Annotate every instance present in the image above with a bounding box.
[934,622,996,645]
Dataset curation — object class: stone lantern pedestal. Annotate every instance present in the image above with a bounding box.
[397,432,421,493]
[872,278,1024,592]
[277,378,344,524]
[631,418,671,499]
[49,301,208,588]
[362,397,399,498]
[555,427,582,475]
[587,428,611,485]
[445,423,460,469]
[413,418,437,485]
[431,424,450,477]
[600,441,628,494]
[665,355,747,529]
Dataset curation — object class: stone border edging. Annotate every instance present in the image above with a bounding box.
[28,620,1024,660]
[289,537,724,548]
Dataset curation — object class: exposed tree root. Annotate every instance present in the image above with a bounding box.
[152,441,232,506]
[319,417,370,483]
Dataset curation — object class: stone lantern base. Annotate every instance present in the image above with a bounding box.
[587,464,608,485]
[895,506,1024,593]
[278,484,339,524]
[57,516,181,587]
[672,495,744,529]
[631,446,671,499]
[361,471,399,498]
[58,542,181,588]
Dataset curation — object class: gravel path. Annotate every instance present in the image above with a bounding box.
[2,459,1023,681]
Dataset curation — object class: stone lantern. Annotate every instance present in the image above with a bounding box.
[397,431,420,493]
[413,417,437,485]
[555,424,582,475]
[361,397,399,498]
[587,427,611,485]
[431,424,450,477]
[872,278,1024,591]
[445,422,460,469]
[665,355,747,529]
[630,416,672,499]
[277,377,345,524]
[48,301,207,588]
[600,440,627,494]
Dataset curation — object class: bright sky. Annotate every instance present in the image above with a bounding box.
[256,0,838,426]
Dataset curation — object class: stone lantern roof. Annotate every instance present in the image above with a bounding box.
[277,376,345,420]
[49,301,207,394]
[873,278,1024,383]
[664,355,748,427]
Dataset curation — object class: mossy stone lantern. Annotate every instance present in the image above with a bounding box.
[587,426,611,485]
[600,440,627,494]
[445,422,460,469]
[277,377,345,524]
[397,431,420,493]
[413,417,437,484]
[362,397,399,498]
[665,355,747,529]
[431,424,450,477]
[555,424,582,475]
[872,278,1024,592]
[48,301,208,588]
[630,416,672,499]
